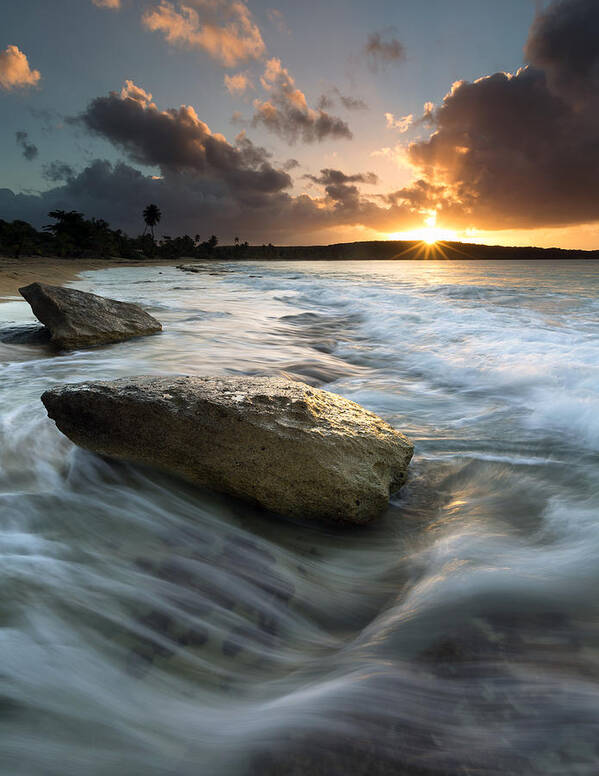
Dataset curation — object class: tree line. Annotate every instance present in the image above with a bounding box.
[0,204,258,260]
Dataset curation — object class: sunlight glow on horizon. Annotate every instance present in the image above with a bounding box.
[387,212,458,245]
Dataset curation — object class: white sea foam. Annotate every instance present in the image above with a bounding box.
[1,259,598,775]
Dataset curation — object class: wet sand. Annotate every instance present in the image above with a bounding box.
[0,256,181,301]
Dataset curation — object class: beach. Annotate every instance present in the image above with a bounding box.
[0,256,182,301]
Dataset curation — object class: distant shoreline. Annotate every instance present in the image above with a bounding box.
[2,240,598,302]
[204,239,599,262]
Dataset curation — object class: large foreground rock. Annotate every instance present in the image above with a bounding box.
[19,282,162,349]
[41,375,413,523]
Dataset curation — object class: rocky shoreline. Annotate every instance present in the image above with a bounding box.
[7,279,414,523]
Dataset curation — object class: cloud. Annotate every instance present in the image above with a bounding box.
[524,0,599,104]
[15,131,38,161]
[303,169,379,214]
[230,109,247,125]
[0,45,41,91]
[92,0,121,9]
[406,0,599,230]
[142,1,265,67]
[304,168,378,186]
[42,161,75,182]
[267,8,290,36]
[385,112,413,132]
[420,101,435,124]
[29,107,62,134]
[252,58,352,143]
[365,29,405,72]
[337,92,368,111]
[224,71,253,95]
[371,143,412,170]
[317,93,334,111]
[0,157,430,242]
[74,80,292,204]
[4,80,450,242]
[318,87,368,112]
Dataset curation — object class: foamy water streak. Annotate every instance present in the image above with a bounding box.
[1,260,599,775]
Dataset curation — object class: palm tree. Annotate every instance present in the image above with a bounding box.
[142,204,162,240]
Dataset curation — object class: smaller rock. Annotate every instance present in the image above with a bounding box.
[0,324,51,345]
[19,282,162,349]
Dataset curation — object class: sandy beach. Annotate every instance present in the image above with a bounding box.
[0,256,181,301]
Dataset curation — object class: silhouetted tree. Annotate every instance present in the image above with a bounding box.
[0,220,38,258]
[142,204,162,240]
[44,210,92,256]
[0,211,224,261]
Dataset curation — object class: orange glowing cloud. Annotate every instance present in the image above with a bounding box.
[385,112,413,133]
[0,45,41,91]
[92,0,121,9]
[224,71,253,95]
[252,58,352,143]
[142,1,265,67]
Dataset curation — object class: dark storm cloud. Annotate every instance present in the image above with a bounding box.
[524,0,599,103]
[0,157,428,242]
[408,0,599,230]
[365,29,405,72]
[15,131,38,161]
[252,59,352,144]
[75,81,291,201]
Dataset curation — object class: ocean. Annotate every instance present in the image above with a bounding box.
[1,259,599,775]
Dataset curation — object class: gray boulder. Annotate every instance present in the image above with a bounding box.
[19,282,162,349]
[41,375,413,524]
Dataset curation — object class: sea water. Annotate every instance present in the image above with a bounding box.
[1,260,599,775]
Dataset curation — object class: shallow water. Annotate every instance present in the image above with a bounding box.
[1,259,599,775]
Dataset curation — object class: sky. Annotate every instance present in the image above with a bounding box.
[1,0,599,248]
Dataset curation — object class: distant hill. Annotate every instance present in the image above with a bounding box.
[214,240,599,261]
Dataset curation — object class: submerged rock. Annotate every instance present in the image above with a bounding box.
[19,282,162,349]
[41,375,413,523]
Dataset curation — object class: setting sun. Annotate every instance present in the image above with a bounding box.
[386,226,457,244]
[420,227,442,245]
[386,212,457,245]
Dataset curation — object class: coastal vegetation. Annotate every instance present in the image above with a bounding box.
[0,207,225,261]
[2,208,599,262]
